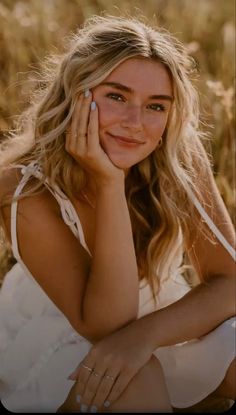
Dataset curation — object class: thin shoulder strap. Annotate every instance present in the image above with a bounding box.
[11,162,91,261]
[11,161,49,261]
[44,182,91,255]
[187,186,236,261]
[11,165,30,262]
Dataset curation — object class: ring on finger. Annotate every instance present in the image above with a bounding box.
[72,131,87,139]
[77,130,87,136]
[92,371,102,378]
[105,375,115,381]
[81,364,93,372]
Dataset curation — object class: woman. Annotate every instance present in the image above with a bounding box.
[0,15,235,413]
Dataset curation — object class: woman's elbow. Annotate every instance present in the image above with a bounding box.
[72,312,138,343]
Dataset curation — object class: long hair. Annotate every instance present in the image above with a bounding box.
[0,15,215,299]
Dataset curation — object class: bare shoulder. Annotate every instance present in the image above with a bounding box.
[0,167,60,243]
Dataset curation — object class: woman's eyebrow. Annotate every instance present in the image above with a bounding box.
[99,81,173,101]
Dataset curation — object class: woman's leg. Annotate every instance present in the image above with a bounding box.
[106,355,172,413]
[58,355,172,413]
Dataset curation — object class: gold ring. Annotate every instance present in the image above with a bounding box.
[93,372,102,377]
[105,375,115,381]
[77,132,87,137]
[81,364,93,372]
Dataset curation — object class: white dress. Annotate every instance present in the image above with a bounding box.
[0,161,235,412]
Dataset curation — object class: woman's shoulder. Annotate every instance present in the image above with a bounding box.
[0,167,61,242]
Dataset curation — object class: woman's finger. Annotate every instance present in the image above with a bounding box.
[65,95,83,156]
[87,101,99,153]
[89,371,120,412]
[74,360,95,404]
[76,90,92,148]
[101,371,134,410]
[78,367,105,411]
[66,91,92,158]
[70,94,83,148]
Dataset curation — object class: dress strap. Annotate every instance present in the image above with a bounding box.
[10,162,91,263]
[43,182,91,256]
[187,187,236,261]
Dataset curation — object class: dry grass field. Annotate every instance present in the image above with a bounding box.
[0,0,235,284]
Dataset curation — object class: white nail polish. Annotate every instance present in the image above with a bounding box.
[104,400,110,408]
[81,404,88,412]
[84,89,90,97]
[90,405,98,413]
[91,101,96,111]
[76,394,81,403]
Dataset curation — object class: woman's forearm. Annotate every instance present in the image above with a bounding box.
[82,182,139,337]
[138,273,235,351]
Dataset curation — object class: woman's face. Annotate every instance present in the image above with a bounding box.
[92,57,173,170]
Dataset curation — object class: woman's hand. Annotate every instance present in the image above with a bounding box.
[66,91,124,188]
[67,319,154,412]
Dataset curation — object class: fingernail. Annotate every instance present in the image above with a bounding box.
[104,400,110,408]
[81,404,88,412]
[91,101,96,111]
[84,89,90,98]
[76,394,81,403]
[89,405,98,413]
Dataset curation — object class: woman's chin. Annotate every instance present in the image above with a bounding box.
[108,155,134,170]
[105,149,139,170]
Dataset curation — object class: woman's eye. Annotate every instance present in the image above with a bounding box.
[106,93,125,102]
[148,103,165,112]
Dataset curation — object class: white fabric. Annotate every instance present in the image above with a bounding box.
[0,162,235,412]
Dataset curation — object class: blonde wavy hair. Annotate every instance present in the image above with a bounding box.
[0,15,215,298]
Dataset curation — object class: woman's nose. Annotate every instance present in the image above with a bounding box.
[121,105,143,131]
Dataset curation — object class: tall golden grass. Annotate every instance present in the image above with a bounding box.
[0,0,235,283]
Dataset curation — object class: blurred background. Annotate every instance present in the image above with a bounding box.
[0,0,235,283]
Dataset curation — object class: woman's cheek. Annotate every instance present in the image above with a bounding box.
[150,116,168,138]
[98,102,122,127]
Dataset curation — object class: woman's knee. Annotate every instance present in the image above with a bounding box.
[107,355,172,413]
[140,354,167,382]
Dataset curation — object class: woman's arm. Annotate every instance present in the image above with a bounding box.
[139,272,235,351]
[82,181,139,339]
[141,146,236,348]
[65,92,140,339]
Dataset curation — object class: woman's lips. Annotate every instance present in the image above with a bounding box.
[107,133,144,146]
